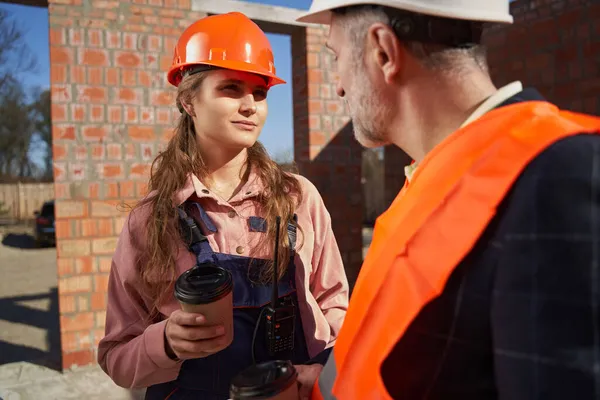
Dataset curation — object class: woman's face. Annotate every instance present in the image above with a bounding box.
[187,69,269,153]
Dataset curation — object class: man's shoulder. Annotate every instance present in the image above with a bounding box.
[519,133,600,181]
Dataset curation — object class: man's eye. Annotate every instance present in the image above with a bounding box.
[223,84,240,91]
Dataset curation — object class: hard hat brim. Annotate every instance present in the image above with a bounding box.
[168,60,286,88]
[296,1,514,25]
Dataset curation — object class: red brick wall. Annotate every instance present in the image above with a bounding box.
[483,0,600,115]
[49,4,360,369]
[48,0,207,369]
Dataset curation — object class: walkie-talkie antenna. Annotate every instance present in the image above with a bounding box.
[271,216,281,310]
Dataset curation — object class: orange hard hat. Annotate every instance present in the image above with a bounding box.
[167,12,285,88]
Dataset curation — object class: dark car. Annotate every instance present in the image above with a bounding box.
[34,200,55,247]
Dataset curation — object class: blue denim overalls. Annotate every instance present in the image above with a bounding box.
[145,201,310,400]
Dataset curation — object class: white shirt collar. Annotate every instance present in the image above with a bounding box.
[404,81,524,181]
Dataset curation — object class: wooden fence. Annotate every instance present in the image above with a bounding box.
[0,182,55,221]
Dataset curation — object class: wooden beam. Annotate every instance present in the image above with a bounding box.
[1,0,48,8]
[191,0,309,27]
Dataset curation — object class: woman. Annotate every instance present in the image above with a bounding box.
[97,11,349,400]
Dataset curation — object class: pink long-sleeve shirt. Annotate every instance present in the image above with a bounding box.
[97,171,349,389]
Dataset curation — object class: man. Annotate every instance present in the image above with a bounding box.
[295,1,600,399]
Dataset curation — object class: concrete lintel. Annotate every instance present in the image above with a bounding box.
[191,0,310,27]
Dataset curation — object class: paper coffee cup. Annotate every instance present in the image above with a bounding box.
[230,360,299,400]
[174,262,234,348]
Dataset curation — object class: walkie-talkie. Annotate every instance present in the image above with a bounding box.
[264,216,296,356]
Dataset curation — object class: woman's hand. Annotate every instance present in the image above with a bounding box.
[295,364,323,400]
[164,310,228,360]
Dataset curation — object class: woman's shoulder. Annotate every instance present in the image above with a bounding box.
[287,173,322,206]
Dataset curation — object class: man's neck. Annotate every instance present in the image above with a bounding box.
[390,69,498,163]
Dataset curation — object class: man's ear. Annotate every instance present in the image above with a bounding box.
[367,23,403,84]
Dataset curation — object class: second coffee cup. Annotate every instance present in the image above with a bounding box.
[174,262,234,348]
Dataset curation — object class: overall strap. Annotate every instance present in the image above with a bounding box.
[177,204,217,265]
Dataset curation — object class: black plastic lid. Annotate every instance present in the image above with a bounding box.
[174,263,233,305]
[230,360,297,399]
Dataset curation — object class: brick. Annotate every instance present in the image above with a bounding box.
[106,31,121,48]
[55,220,72,239]
[74,145,88,160]
[50,46,73,64]
[50,27,66,45]
[51,104,67,122]
[92,237,119,254]
[140,143,153,160]
[79,48,109,66]
[77,85,107,103]
[77,295,89,311]
[114,88,142,104]
[90,105,105,122]
[151,89,174,106]
[95,311,107,328]
[91,200,122,217]
[156,108,170,125]
[106,68,119,86]
[91,144,105,160]
[107,143,122,160]
[140,107,154,124]
[88,67,104,85]
[98,257,112,273]
[104,182,119,198]
[71,104,85,121]
[62,349,95,369]
[61,331,79,352]
[91,292,107,311]
[51,64,67,83]
[75,257,94,274]
[123,32,138,50]
[60,275,92,294]
[87,29,103,47]
[130,163,151,179]
[58,239,91,257]
[108,105,122,123]
[119,180,135,198]
[124,106,138,123]
[98,218,114,235]
[82,125,109,141]
[56,200,87,218]
[115,51,143,68]
[94,274,110,292]
[97,163,124,179]
[121,69,137,86]
[59,294,76,313]
[69,162,86,179]
[68,28,84,46]
[52,85,72,102]
[128,126,155,140]
[70,65,86,84]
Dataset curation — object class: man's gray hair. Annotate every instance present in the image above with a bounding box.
[333,5,489,74]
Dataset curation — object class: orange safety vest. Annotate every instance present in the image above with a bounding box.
[312,101,600,400]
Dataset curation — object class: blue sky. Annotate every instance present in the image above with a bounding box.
[0,0,314,164]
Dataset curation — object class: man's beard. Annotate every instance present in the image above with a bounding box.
[346,70,392,148]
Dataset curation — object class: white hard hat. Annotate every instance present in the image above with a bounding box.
[296,0,514,25]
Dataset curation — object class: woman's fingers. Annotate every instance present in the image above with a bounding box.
[171,334,229,357]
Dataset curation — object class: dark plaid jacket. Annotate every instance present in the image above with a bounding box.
[381,89,600,399]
